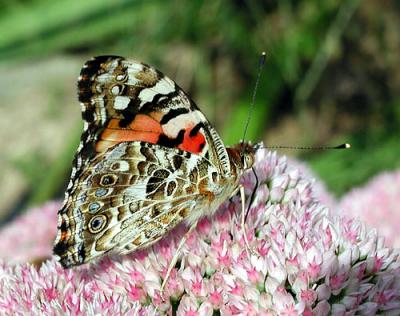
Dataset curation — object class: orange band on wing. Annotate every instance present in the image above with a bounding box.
[105,115,163,134]
[97,113,207,155]
[96,115,163,152]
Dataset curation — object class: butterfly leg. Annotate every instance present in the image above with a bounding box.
[240,185,254,256]
[160,221,198,301]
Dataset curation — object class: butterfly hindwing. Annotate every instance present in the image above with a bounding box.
[54,141,220,267]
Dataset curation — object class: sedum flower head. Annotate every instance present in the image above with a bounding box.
[336,170,400,248]
[0,150,399,315]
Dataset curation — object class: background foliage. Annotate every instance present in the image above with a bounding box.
[0,0,399,224]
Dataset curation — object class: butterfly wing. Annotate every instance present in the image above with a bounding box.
[54,141,219,267]
[54,56,235,267]
[75,55,231,176]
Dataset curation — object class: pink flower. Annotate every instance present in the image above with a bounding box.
[336,170,400,248]
[0,201,60,263]
[0,149,399,314]
[286,157,335,208]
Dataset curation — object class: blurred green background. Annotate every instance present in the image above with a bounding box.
[0,0,399,225]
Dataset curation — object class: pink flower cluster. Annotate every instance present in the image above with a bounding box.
[285,157,335,208]
[0,150,399,315]
[0,201,59,264]
[336,170,400,248]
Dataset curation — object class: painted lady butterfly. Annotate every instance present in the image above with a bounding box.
[53,56,256,278]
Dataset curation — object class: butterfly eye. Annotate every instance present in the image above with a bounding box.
[241,154,253,169]
[245,155,254,168]
[88,215,107,233]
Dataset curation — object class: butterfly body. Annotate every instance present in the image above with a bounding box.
[53,56,255,268]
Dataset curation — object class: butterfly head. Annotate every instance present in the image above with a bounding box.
[227,141,256,173]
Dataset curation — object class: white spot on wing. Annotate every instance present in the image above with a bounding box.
[138,77,175,105]
[125,62,144,85]
[116,74,125,81]
[186,154,201,173]
[163,110,205,137]
[114,96,131,110]
[111,85,120,95]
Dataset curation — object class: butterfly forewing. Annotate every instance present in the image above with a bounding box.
[76,56,229,167]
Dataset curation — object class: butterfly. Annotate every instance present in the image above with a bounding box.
[53,56,257,288]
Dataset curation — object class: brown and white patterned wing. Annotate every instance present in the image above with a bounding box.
[53,141,219,268]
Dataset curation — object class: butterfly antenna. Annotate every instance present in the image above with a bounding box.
[242,52,266,144]
[259,143,351,150]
